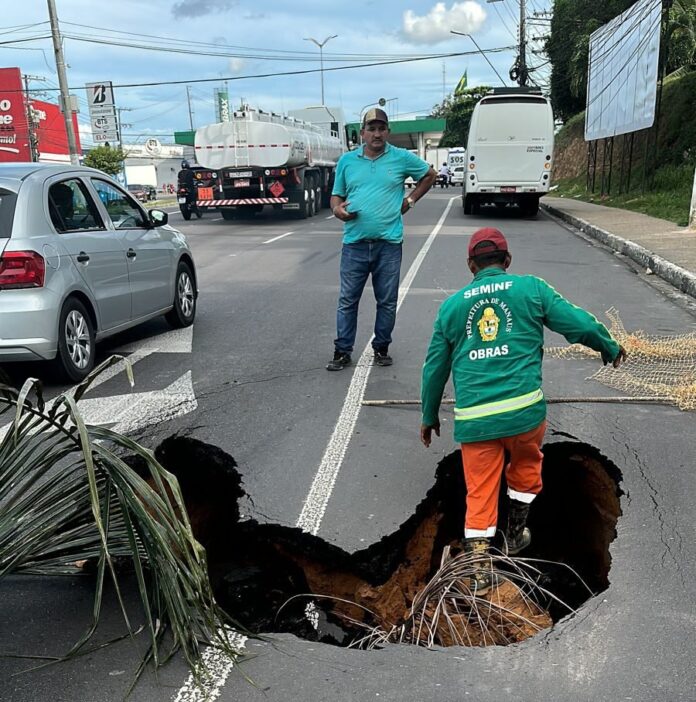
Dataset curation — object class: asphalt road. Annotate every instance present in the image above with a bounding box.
[2,191,696,702]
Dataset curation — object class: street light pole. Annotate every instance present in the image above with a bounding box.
[450,30,506,86]
[303,35,338,105]
[46,0,80,165]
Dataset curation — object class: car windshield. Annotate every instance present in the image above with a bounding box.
[0,188,18,238]
[128,185,143,191]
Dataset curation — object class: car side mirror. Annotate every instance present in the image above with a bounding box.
[148,209,168,227]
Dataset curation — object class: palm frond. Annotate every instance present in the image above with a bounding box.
[0,357,242,684]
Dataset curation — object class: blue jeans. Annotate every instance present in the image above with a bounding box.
[334,240,403,354]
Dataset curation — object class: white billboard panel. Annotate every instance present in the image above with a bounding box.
[585,0,662,141]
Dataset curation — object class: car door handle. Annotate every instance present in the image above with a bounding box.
[76,252,90,263]
[126,248,137,259]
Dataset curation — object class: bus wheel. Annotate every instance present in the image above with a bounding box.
[463,194,473,215]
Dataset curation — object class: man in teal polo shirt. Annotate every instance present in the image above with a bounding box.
[327,108,437,371]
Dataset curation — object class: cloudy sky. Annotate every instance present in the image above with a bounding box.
[6,0,551,146]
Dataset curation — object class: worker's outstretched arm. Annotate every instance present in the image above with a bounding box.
[538,278,626,366]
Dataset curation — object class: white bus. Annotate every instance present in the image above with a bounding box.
[463,90,554,217]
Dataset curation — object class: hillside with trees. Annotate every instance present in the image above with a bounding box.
[549,0,696,224]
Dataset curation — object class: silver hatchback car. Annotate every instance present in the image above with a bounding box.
[0,163,197,381]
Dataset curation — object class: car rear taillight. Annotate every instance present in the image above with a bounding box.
[0,250,45,290]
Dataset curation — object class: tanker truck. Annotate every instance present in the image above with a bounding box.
[193,106,346,220]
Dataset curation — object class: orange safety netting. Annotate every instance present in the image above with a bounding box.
[545,308,696,411]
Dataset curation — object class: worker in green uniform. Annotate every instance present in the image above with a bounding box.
[420,227,627,594]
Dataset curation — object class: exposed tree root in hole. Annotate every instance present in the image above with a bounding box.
[149,437,622,648]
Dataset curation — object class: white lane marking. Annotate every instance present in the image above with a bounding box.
[296,196,457,535]
[114,325,194,354]
[172,632,247,702]
[263,231,295,244]
[172,199,457,702]
[76,371,197,434]
[325,215,334,220]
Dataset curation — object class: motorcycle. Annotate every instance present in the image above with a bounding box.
[177,184,202,221]
[436,173,450,189]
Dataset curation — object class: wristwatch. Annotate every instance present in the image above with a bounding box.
[406,196,415,209]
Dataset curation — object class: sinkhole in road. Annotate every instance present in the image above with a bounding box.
[153,436,622,648]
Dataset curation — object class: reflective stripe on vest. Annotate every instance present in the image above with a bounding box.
[454,389,544,421]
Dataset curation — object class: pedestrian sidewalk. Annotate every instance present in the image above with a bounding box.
[542,196,696,299]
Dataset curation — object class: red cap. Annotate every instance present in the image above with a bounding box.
[468,227,508,257]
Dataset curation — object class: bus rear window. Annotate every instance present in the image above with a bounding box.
[475,103,551,143]
[0,189,17,238]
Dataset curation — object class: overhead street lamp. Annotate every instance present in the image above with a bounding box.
[450,30,507,86]
[303,34,338,105]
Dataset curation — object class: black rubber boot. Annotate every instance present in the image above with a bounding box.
[506,499,532,555]
[463,537,496,595]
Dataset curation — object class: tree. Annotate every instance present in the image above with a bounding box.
[546,0,636,121]
[83,144,126,176]
[430,86,491,148]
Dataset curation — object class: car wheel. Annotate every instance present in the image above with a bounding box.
[165,261,196,328]
[55,298,95,382]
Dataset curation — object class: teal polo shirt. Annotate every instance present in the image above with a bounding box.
[332,143,430,244]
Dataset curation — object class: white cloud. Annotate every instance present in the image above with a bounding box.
[403,2,486,44]
[228,58,246,74]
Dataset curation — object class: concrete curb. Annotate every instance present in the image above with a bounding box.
[541,201,696,300]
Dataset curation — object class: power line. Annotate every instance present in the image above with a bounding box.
[1,47,516,93]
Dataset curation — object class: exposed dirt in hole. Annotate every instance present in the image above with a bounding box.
[143,436,622,647]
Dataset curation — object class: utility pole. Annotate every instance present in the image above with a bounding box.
[116,107,132,149]
[46,0,79,165]
[518,0,528,86]
[22,74,44,162]
[186,85,195,130]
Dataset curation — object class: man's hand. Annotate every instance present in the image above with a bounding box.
[612,345,627,368]
[401,197,413,215]
[333,200,358,222]
[420,422,440,448]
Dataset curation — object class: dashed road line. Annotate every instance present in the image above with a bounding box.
[171,197,457,702]
[295,196,458,535]
[263,231,295,244]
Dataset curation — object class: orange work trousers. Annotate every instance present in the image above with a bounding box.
[460,421,546,539]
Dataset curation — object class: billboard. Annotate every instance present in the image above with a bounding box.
[0,66,81,163]
[585,0,662,142]
[0,67,31,161]
[32,99,82,163]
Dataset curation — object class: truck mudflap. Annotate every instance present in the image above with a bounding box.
[197,197,289,206]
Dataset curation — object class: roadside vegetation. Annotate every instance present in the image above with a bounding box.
[548,0,696,225]
[0,359,241,692]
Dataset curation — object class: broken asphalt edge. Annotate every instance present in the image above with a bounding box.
[541,201,696,300]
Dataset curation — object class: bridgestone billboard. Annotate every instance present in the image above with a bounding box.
[584,0,662,142]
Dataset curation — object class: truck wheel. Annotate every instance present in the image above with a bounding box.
[221,210,237,221]
[314,185,323,212]
[296,188,310,219]
[179,204,192,221]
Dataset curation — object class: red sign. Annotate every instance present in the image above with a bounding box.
[32,99,81,162]
[0,67,30,161]
[269,180,285,197]
[0,66,81,163]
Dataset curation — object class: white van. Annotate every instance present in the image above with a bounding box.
[463,90,554,217]
[447,147,467,173]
